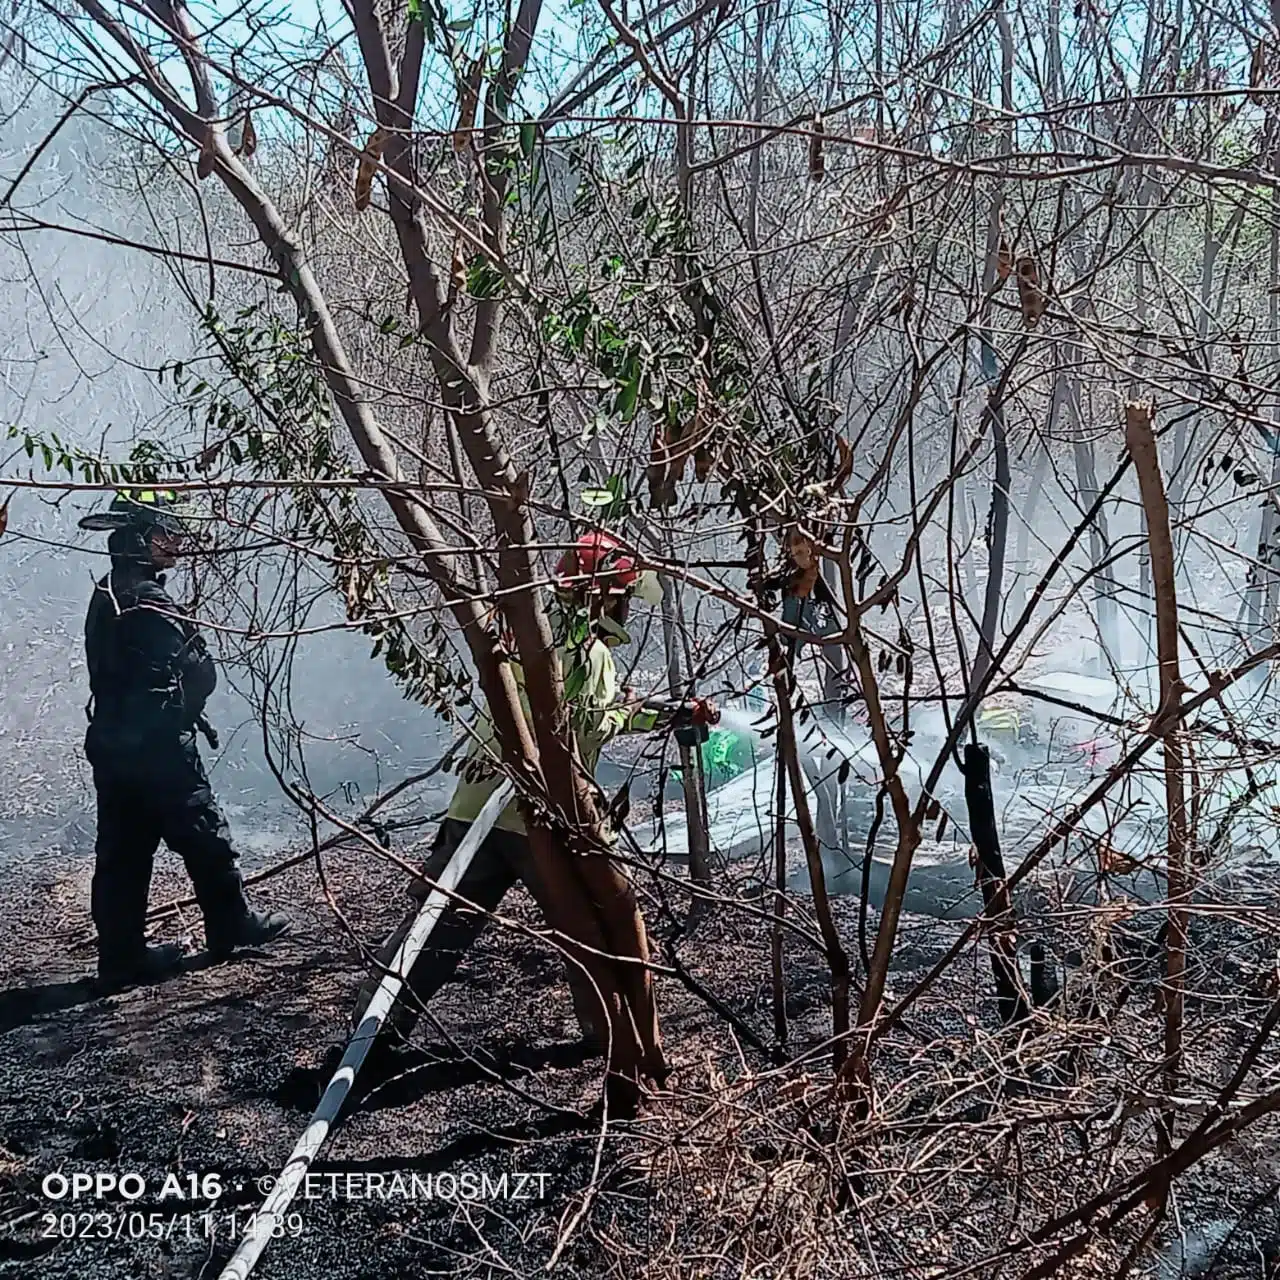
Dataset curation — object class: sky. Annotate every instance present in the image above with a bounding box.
[184,0,593,125]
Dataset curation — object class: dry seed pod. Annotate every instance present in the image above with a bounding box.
[450,236,467,294]
[868,199,896,236]
[832,436,853,491]
[196,128,216,179]
[1015,254,1046,326]
[996,235,1013,283]
[1250,43,1268,104]
[0,496,8,539]
[648,425,675,510]
[808,113,825,182]
[343,569,361,620]
[354,127,389,211]
[239,112,258,159]
[195,441,222,472]
[694,442,716,482]
[453,56,484,152]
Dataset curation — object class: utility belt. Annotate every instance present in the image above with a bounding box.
[85,694,219,750]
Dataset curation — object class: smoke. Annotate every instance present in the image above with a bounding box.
[0,85,449,850]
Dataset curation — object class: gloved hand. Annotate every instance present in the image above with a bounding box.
[195,714,220,750]
[673,697,719,746]
[690,697,720,726]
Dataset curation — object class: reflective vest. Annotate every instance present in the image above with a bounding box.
[978,706,1021,738]
[447,639,656,835]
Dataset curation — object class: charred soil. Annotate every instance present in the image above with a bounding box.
[0,822,1278,1279]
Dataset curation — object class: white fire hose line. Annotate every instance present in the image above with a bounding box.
[218,779,516,1280]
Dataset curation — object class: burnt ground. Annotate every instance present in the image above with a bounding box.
[0,813,1279,1279]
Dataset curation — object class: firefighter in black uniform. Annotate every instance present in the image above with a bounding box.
[79,489,290,987]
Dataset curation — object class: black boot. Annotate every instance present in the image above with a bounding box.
[206,907,291,958]
[97,941,187,990]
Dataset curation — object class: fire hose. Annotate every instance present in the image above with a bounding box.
[217,779,515,1280]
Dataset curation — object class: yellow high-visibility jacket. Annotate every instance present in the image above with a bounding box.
[447,639,658,836]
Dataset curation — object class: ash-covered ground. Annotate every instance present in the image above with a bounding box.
[1,806,1279,1280]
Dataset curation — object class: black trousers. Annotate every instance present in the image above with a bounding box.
[90,745,249,960]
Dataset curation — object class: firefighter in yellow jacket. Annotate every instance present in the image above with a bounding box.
[353,532,717,1049]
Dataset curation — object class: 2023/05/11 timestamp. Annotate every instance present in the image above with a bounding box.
[41,1210,306,1241]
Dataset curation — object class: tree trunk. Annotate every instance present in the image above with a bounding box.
[771,739,789,1048]
[71,0,668,1111]
[970,4,1013,695]
[971,387,1011,693]
[770,634,850,1070]
[1126,400,1188,1163]
[838,621,920,1098]
[1066,384,1121,669]
[962,743,1027,1026]
[1012,437,1049,615]
[661,575,713,916]
[1247,210,1280,646]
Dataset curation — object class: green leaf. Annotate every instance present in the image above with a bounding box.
[582,473,628,518]
[447,16,472,30]
[563,663,587,702]
[519,120,536,160]
[615,357,642,421]
[407,0,422,19]
[465,256,505,299]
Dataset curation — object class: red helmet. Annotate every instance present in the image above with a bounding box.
[555,532,638,595]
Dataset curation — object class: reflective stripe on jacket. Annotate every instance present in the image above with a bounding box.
[447,639,657,835]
